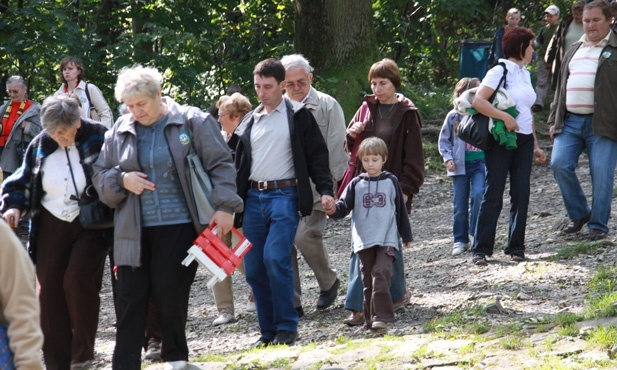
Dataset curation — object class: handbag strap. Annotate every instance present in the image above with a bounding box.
[65,147,81,199]
[488,62,508,103]
[348,102,369,167]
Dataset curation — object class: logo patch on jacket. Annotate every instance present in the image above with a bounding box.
[179,132,190,145]
[363,193,386,208]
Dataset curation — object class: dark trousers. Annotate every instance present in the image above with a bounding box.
[112,223,197,370]
[358,246,395,327]
[472,133,534,257]
[108,240,162,350]
[36,207,108,369]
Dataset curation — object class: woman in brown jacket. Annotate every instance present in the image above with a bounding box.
[341,58,424,326]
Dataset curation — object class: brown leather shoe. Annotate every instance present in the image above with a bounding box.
[564,213,591,234]
[393,288,410,311]
[343,310,364,326]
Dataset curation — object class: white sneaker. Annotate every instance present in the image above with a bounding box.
[452,242,468,256]
[469,234,475,245]
[212,312,235,326]
[164,361,188,370]
[246,295,256,312]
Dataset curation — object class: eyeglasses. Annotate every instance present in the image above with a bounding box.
[285,80,308,89]
[218,113,228,119]
[6,89,21,94]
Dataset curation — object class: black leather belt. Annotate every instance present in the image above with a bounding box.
[250,179,298,191]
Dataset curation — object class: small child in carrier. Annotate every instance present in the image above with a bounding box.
[326,137,412,334]
[438,77,486,256]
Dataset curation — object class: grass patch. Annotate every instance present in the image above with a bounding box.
[335,333,350,345]
[269,356,291,369]
[195,353,227,362]
[558,323,580,337]
[422,305,488,334]
[499,336,523,350]
[585,266,617,319]
[551,242,598,260]
[411,344,431,359]
[459,342,476,355]
[587,325,617,350]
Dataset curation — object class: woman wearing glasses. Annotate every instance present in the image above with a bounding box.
[0,76,42,179]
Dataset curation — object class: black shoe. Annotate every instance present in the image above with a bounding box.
[589,229,608,241]
[296,306,304,319]
[564,213,591,234]
[472,254,488,266]
[251,337,271,349]
[272,330,298,346]
[316,278,340,309]
[510,253,525,262]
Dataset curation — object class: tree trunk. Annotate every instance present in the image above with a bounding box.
[294,0,376,118]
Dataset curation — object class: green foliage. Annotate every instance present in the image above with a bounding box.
[1,1,561,122]
[585,266,617,319]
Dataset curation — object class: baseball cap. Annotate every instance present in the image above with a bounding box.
[544,5,560,15]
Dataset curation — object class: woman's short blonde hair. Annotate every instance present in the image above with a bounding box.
[114,65,162,103]
[216,92,252,119]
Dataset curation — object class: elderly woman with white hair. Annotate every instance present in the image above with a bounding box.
[1,94,109,369]
[93,65,243,370]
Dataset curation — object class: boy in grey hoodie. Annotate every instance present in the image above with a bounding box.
[326,137,412,333]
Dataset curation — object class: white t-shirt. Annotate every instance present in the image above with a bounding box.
[481,59,536,135]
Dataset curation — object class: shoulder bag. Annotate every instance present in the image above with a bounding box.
[183,107,217,225]
[0,325,15,370]
[336,102,369,198]
[66,148,114,230]
[84,83,101,122]
[456,62,508,151]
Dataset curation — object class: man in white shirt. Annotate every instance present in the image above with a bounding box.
[234,58,335,347]
[549,0,617,240]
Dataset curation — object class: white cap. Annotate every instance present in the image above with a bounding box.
[544,5,560,15]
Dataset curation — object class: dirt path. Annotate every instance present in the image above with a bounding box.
[87,146,617,368]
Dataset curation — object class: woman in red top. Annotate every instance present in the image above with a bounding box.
[0,76,42,179]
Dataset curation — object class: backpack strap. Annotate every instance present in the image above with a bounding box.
[84,82,92,105]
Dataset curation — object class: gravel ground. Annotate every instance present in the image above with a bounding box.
[70,141,617,368]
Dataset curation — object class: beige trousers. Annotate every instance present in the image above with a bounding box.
[292,208,338,307]
[211,229,246,315]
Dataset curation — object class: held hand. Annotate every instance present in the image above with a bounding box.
[446,160,455,172]
[122,171,155,195]
[402,242,412,249]
[211,210,233,235]
[534,148,547,163]
[2,208,20,228]
[549,125,555,140]
[321,195,335,213]
[504,116,520,132]
[403,194,409,204]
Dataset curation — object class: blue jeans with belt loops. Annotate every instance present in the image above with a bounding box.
[243,187,300,340]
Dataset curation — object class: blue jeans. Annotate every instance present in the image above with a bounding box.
[344,242,405,312]
[551,113,617,233]
[472,133,534,257]
[452,159,486,242]
[243,187,299,340]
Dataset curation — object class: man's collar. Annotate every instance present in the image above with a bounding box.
[254,98,287,121]
[579,31,611,46]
